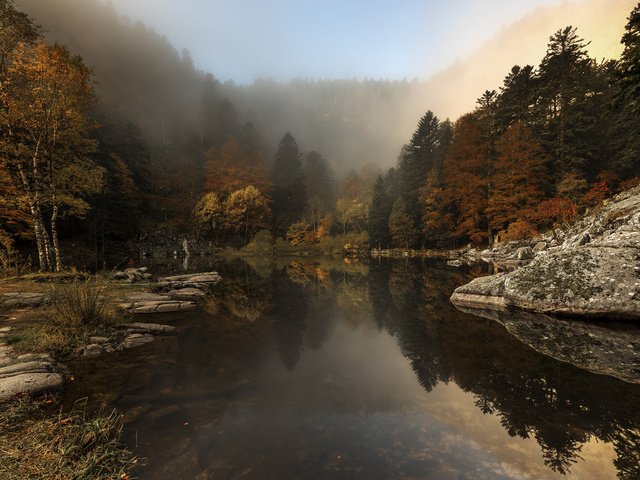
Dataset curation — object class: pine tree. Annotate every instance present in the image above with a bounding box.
[271,132,307,234]
[388,197,417,249]
[535,26,598,177]
[617,3,640,116]
[303,151,335,231]
[397,111,441,232]
[367,175,390,249]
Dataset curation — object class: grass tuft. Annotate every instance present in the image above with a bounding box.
[6,278,123,357]
[0,397,138,480]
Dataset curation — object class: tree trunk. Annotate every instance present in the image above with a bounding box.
[30,204,47,270]
[50,204,62,271]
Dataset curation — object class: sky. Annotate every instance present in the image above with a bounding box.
[106,0,569,83]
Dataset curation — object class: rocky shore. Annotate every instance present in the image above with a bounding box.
[0,271,222,403]
[451,186,640,320]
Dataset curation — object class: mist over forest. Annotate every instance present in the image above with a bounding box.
[1,0,639,270]
[13,0,634,174]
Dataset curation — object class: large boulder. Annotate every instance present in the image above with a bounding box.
[451,186,640,320]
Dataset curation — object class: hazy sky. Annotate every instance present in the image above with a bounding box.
[106,0,567,83]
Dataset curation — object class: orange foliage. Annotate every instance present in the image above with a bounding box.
[487,123,548,231]
[203,137,271,197]
[582,181,609,207]
[536,197,578,226]
[620,177,640,190]
[442,113,490,243]
[500,219,539,242]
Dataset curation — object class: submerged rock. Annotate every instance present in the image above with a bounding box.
[452,186,640,320]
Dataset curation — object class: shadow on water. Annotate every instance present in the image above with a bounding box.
[62,257,640,480]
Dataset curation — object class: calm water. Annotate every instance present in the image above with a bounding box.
[63,258,640,480]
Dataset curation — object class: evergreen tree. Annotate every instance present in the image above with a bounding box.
[388,197,417,249]
[535,27,598,177]
[302,151,335,230]
[271,132,307,234]
[397,111,441,225]
[496,65,537,131]
[367,175,390,248]
[617,3,640,116]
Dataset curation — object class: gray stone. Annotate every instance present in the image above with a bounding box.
[0,372,64,402]
[89,336,110,344]
[82,344,104,358]
[512,246,534,260]
[0,361,53,378]
[111,272,129,281]
[124,322,177,335]
[167,287,206,301]
[2,292,48,308]
[532,242,547,253]
[122,333,155,349]
[446,260,465,268]
[452,186,640,320]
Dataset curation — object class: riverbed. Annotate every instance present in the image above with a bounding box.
[62,258,640,479]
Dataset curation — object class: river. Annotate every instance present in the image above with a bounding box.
[62,257,640,479]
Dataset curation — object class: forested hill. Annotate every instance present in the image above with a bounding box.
[13,0,428,174]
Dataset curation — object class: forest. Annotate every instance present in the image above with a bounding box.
[0,0,639,271]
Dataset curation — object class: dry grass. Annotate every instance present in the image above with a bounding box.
[6,278,124,357]
[0,397,138,480]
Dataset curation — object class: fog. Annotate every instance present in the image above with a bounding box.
[13,0,635,175]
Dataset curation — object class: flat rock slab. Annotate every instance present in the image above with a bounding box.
[166,288,206,301]
[129,301,196,314]
[0,372,63,402]
[158,272,221,283]
[123,292,171,302]
[2,292,48,308]
[124,322,177,335]
[122,333,155,349]
[0,361,53,379]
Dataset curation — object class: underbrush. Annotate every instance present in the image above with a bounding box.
[6,278,123,357]
[0,397,138,480]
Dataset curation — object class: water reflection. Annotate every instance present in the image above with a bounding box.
[63,258,640,479]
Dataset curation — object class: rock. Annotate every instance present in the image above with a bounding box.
[124,322,177,335]
[0,372,64,402]
[511,246,534,260]
[16,353,54,363]
[124,292,171,303]
[122,404,151,424]
[122,333,155,349]
[112,267,151,283]
[532,242,547,253]
[128,300,196,314]
[0,361,53,378]
[111,271,129,281]
[451,186,640,320]
[1,292,48,308]
[82,344,105,358]
[88,336,110,344]
[167,287,206,301]
[447,259,465,268]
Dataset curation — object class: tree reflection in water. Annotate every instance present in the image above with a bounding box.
[92,256,640,479]
[243,257,640,479]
